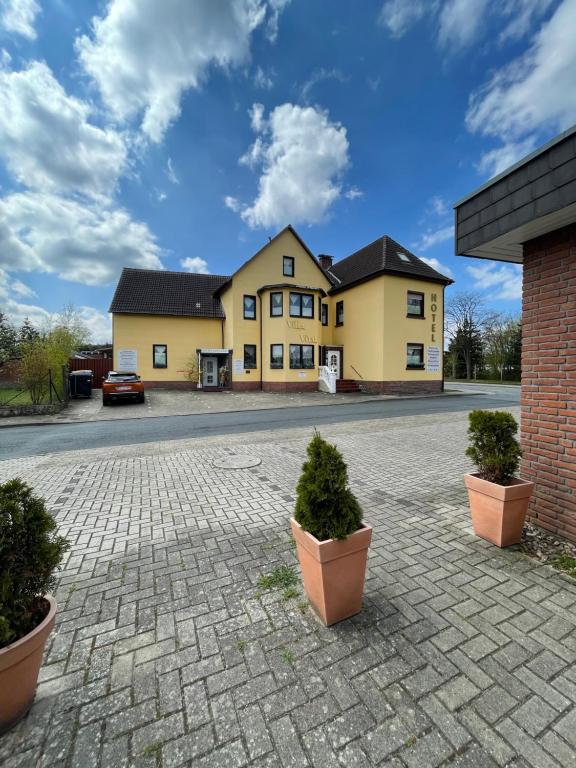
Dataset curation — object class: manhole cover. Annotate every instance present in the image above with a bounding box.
[212,454,261,470]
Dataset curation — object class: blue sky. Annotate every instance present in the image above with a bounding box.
[0,0,574,341]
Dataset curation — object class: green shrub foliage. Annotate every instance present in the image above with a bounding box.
[295,431,362,541]
[0,479,69,648]
[466,410,521,485]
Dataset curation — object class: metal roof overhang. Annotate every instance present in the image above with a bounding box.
[454,124,576,264]
[457,200,576,264]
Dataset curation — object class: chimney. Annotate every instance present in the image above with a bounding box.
[318,254,333,270]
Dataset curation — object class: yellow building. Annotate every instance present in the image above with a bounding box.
[110,226,452,394]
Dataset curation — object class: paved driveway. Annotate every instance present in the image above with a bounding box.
[1,407,574,767]
[0,388,398,427]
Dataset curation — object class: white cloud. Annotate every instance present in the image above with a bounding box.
[76,0,291,142]
[378,0,552,49]
[224,195,242,213]
[76,306,112,343]
[166,157,179,185]
[476,137,537,178]
[230,102,350,229]
[0,192,163,285]
[466,261,523,299]
[254,66,274,89]
[414,225,454,251]
[466,1,576,144]
[438,0,489,49]
[429,195,448,217]
[0,62,127,199]
[0,269,112,342]
[263,0,290,42]
[498,0,554,42]
[249,103,266,132]
[180,256,210,274]
[420,256,453,277]
[300,68,348,103]
[367,75,381,92]
[378,0,429,38]
[345,186,363,200]
[0,0,39,39]
[10,278,35,297]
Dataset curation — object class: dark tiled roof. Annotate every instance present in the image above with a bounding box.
[109,268,230,318]
[329,235,453,293]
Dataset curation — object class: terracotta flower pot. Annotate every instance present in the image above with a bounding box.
[0,596,56,735]
[464,473,535,547]
[290,518,372,626]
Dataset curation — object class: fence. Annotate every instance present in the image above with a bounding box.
[68,357,113,387]
[0,365,68,408]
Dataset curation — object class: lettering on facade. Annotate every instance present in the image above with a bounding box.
[430,292,438,343]
[286,319,305,330]
[427,346,441,373]
[299,333,317,343]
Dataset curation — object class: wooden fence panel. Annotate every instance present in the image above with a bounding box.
[68,358,113,387]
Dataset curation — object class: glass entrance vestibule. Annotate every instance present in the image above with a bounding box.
[196,349,232,389]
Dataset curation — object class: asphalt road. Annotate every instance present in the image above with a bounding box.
[0,384,519,461]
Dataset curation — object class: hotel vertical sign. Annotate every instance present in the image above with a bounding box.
[427,292,441,372]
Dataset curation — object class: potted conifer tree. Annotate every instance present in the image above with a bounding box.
[0,479,69,733]
[464,410,534,547]
[290,431,372,625]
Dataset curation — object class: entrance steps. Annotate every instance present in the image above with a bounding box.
[336,379,361,393]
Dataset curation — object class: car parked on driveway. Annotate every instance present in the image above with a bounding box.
[102,372,145,406]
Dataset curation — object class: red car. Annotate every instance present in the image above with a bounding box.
[102,371,145,405]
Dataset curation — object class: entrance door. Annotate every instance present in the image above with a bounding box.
[202,356,218,387]
[328,350,341,379]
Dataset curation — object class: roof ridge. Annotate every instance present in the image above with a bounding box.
[121,266,231,279]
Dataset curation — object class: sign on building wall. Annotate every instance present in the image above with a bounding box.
[427,346,441,373]
[233,359,243,374]
[117,349,138,371]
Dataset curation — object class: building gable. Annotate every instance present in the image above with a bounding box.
[215,226,333,296]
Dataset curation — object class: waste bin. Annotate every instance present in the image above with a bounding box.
[69,370,93,398]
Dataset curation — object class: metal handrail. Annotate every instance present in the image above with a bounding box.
[350,365,364,379]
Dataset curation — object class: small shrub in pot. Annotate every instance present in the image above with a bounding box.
[466,410,521,485]
[464,410,533,547]
[291,432,371,625]
[0,479,69,732]
[294,431,362,541]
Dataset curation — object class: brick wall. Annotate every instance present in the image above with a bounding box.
[361,380,443,395]
[522,223,576,542]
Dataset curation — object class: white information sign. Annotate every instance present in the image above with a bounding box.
[233,359,243,374]
[117,349,138,372]
[427,346,441,373]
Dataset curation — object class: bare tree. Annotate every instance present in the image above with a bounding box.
[445,292,491,380]
[483,314,521,381]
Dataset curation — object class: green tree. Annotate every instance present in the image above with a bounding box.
[19,339,50,404]
[18,317,39,344]
[295,431,362,541]
[483,315,521,381]
[0,313,18,365]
